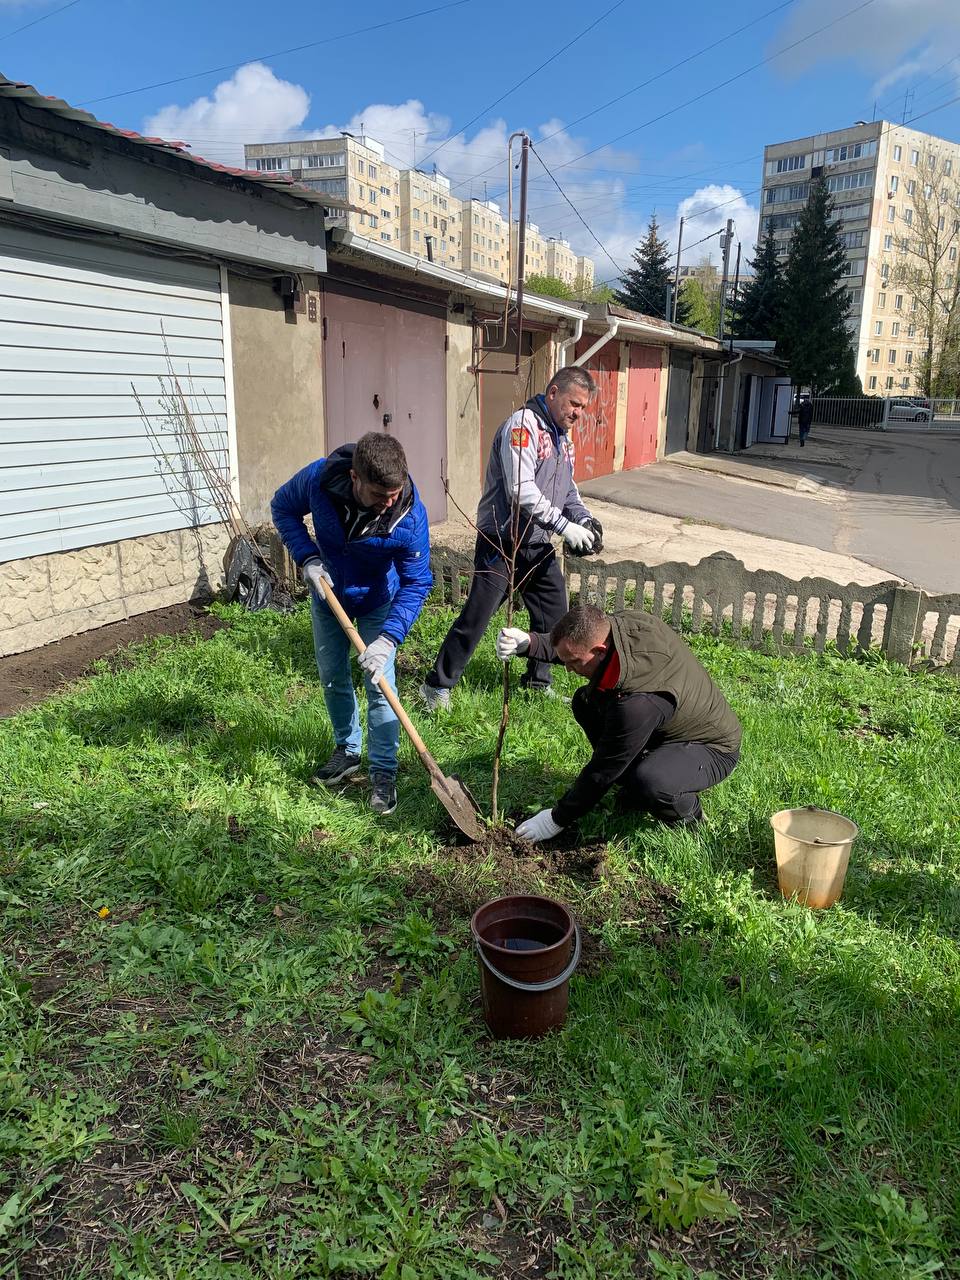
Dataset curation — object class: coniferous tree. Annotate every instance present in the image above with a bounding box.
[780,178,859,393]
[616,216,691,324]
[731,227,785,342]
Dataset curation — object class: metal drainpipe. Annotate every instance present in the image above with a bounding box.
[572,318,619,368]
[557,315,583,366]
[712,350,744,451]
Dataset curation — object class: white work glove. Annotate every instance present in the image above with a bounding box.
[561,522,596,555]
[358,634,395,683]
[516,808,564,844]
[303,559,333,596]
[496,627,531,661]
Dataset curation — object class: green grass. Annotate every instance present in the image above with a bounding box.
[0,600,958,1279]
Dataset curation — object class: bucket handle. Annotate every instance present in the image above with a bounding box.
[475,925,581,993]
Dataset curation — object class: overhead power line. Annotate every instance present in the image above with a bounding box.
[413,0,628,173]
[0,0,83,43]
[79,0,475,107]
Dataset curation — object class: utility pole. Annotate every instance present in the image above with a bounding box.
[728,241,742,350]
[717,218,734,342]
[672,216,684,324]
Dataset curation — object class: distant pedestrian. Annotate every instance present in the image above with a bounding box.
[271,433,432,817]
[419,366,603,710]
[797,395,813,447]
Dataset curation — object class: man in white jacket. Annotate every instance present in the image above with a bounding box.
[421,366,603,709]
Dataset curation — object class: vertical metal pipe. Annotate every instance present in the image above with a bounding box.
[514,135,530,374]
[672,216,684,323]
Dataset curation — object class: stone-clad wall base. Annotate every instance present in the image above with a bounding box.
[0,524,232,658]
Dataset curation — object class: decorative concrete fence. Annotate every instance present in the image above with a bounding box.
[429,546,960,672]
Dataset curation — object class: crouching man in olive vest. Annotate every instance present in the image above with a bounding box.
[496,604,742,842]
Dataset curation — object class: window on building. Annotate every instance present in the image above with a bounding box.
[776,153,807,172]
[888,349,897,363]
[848,287,862,307]
[911,149,919,165]
[830,142,874,163]
[255,157,284,171]
[950,246,958,262]
[765,181,810,204]
[869,375,878,389]
[881,263,890,279]
[884,233,893,250]
[357,159,365,175]
[945,158,953,176]
[901,376,910,389]
[904,208,913,225]
[912,295,919,310]
[413,230,420,242]
[923,183,933,198]
[908,323,916,336]
[938,215,946,230]
[369,215,379,228]
[870,348,880,362]
[382,209,390,219]
[905,349,913,364]
[888,204,896,222]
[380,231,391,242]
[893,145,902,162]
[380,185,390,195]
[891,321,900,336]
[874,320,883,335]
[895,294,903,309]
[907,179,916,195]
[927,154,936,170]
[359,212,367,227]
[368,164,377,180]
[840,229,866,248]
[878,292,886,307]
[413,208,420,221]
[826,169,873,194]
[889,175,899,193]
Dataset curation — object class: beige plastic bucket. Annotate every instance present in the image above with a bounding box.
[770,807,859,908]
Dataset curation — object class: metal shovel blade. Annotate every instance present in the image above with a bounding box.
[430,772,485,842]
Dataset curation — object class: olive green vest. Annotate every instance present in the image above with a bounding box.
[607,611,741,754]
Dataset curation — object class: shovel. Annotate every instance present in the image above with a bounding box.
[314,578,485,842]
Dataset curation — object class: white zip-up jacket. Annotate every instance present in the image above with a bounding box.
[476,396,591,550]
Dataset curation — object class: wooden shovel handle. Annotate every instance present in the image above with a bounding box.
[315,578,435,767]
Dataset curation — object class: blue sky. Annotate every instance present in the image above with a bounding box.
[3,0,960,282]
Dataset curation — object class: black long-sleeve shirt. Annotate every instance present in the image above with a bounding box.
[528,632,676,825]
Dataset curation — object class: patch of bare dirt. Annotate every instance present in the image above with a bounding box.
[0,603,227,717]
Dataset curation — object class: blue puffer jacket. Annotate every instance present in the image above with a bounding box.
[271,454,432,645]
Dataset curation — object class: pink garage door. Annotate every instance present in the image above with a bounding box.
[624,343,661,469]
[322,289,448,522]
[573,336,618,482]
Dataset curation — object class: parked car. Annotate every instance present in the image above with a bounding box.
[888,398,932,422]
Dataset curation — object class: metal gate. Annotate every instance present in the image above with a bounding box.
[623,343,661,469]
[664,351,693,455]
[321,289,447,522]
[573,335,618,481]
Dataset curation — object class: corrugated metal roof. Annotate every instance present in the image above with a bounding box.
[0,73,352,212]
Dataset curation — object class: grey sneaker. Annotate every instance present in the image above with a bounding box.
[522,682,571,706]
[369,772,398,816]
[419,682,452,713]
[310,747,361,785]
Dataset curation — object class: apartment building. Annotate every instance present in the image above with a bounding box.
[244,134,399,244]
[761,120,960,395]
[546,237,578,286]
[396,169,460,269]
[244,133,595,289]
[461,198,507,280]
[510,219,548,280]
[576,255,595,289]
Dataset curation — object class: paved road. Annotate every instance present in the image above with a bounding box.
[582,430,960,592]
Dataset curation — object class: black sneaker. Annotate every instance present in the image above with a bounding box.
[369,771,398,816]
[310,748,361,785]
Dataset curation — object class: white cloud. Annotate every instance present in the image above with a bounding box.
[772,0,960,75]
[143,63,311,166]
[141,65,754,287]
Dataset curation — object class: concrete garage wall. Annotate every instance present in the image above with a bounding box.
[229,271,325,526]
[444,308,482,529]
[0,525,231,658]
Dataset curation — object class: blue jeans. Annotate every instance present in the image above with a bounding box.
[310,593,399,776]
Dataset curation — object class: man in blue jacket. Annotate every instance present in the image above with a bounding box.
[271,432,431,816]
[420,366,602,709]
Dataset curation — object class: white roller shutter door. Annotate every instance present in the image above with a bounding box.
[0,223,232,563]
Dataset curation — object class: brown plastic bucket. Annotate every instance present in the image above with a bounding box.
[770,807,859,908]
[470,895,580,1040]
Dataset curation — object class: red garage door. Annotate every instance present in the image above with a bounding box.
[322,289,448,522]
[573,336,618,481]
[624,343,661,469]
